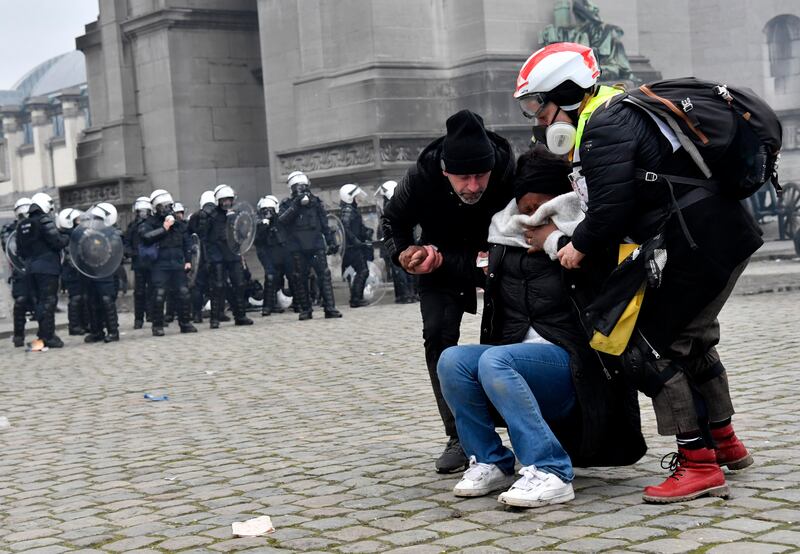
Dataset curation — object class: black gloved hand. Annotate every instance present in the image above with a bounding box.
[326,243,339,255]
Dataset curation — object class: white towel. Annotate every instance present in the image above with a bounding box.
[487,192,585,260]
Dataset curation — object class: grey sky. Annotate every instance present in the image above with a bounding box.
[0,0,98,90]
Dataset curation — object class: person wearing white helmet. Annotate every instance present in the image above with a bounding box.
[81,203,123,344]
[56,208,89,337]
[199,184,253,328]
[278,171,342,320]
[254,195,286,316]
[15,192,69,348]
[1,197,33,346]
[124,197,154,329]
[185,191,215,323]
[375,181,417,304]
[13,197,32,219]
[380,109,516,473]
[514,42,760,504]
[138,189,197,336]
[338,184,373,308]
[162,201,187,323]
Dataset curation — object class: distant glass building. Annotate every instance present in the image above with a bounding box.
[0,51,89,215]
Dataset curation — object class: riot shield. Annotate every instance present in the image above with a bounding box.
[325,213,346,277]
[342,257,389,307]
[69,218,124,279]
[363,259,389,306]
[226,202,257,255]
[3,230,26,274]
[187,232,202,287]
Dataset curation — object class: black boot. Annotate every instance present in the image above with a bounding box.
[102,296,120,343]
[209,288,223,329]
[45,335,64,348]
[178,292,197,333]
[350,267,369,308]
[319,268,342,318]
[13,299,26,347]
[68,295,86,335]
[436,437,468,474]
[289,271,312,321]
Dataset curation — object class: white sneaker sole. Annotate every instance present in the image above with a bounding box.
[454,475,516,497]
[497,486,575,507]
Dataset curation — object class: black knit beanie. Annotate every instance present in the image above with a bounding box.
[513,144,573,201]
[440,110,496,175]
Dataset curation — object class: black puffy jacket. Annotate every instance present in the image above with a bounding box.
[124,216,150,270]
[278,193,333,252]
[571,99,763,351]
[480,244,647,467]
[139,215,191,270]
[202,206,240,263]
[16,206,67,275]
[380,131,515,313]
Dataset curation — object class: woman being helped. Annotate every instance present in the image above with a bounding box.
[438,146,646,508]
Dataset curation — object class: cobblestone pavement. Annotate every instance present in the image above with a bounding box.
[1,291,799,554]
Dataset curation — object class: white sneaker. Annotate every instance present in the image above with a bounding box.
[453,456,515,497]
[497,465,575,508]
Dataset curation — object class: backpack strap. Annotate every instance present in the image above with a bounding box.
[635,170,722,250]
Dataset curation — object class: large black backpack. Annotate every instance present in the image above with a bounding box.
[621,77,783,199]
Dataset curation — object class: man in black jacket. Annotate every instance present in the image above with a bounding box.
[2,197,33,347]
[139,190,197,336]
[515,43,760,503]
[339,184,373,308]
[199,184,253,328]
[124,197,153,329]
[16,192,69,348]
[381,110,515,473]
[278,171,342,320]
[254,195,286,316]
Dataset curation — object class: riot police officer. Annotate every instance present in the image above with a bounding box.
[56,208,87,336]
[125,196,153,329]
[254,195,286,316]
[376,181,418,304]
[163,201,187,324]
[339,184,373,308]
[16,192,69,347]
[187,191,214,323]
[2,197,32,347]
[278,171,342,320]
[199,184,253,328]
[81,203,123,343]
[139,190,197,336]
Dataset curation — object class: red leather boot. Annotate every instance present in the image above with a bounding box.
[643,447,729,503]
[712,423,754,470]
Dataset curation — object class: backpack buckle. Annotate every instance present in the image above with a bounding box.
[644,171,659,182]
[714,85,733,102]
[681,98,694,112]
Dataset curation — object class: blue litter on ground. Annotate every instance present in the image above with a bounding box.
[143,393,169,401]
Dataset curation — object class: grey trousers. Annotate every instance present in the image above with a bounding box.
[651,258,749,435]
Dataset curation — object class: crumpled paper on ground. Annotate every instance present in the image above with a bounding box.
[232,515,275,537]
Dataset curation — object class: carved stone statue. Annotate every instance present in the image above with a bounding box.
[541,0,634,82]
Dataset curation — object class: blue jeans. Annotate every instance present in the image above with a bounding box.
[438,343,576,482]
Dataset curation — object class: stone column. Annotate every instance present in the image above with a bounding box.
[0,107,24,193]
[58,92,84,185]
[26,98,54,191]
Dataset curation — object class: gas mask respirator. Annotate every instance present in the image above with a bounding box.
[532,122,577,156]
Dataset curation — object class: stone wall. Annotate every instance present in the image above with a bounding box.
[75,0,269,213]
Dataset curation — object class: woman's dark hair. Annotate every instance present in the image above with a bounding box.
[513,144,573,201]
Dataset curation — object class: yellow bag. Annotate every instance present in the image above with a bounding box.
[589,244,645,356]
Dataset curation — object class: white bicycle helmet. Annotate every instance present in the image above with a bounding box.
[514,42,600,117]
